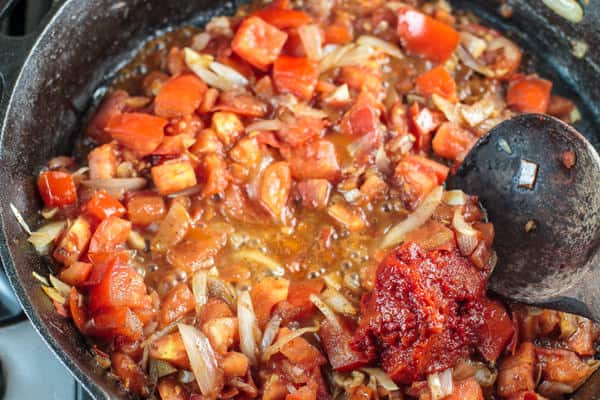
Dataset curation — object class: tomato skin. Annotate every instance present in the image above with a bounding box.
[251,8,312,29]
[106,112,167,156]
[273,56,319,100]
[84,190,126,221]
[232,16,288,70]
[415,65,457,102]
[88,216,132,253]
[88,262,150,313]
[154,74,207,118]
[37,171,78,208]
[432,122,477,162]
[397,7,460,63]
[506,74,552,114]
[259,161,292,219]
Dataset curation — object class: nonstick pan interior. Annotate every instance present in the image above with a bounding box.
[0,0,599,398]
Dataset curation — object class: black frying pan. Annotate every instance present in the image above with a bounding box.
[1,0,600,398]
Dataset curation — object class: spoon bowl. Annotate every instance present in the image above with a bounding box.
[447,114,600,320]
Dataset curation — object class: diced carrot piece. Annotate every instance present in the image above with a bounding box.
[281,139,340,181]
[106,112,167,156]
[232,16,288,70]
[88,216,132,253]
[150,332,190,369]
[69,287,88,332]
[251,277,290,328]
[280,336,326,370]
[415,65,457,102]
[85,190,126,221]
[88,263,150,313]
[53,217,92,265]
[477,299,515,362]
[88,143,117,180]
[397,7,460,63]
[154,74,207,118]
[251,8,312,29]
[432,122,477,162]
[221,352,250,378]
[111,352,147,395]
[445,378,484,400]
[151,161,197,195]
[38,170,78,208]
[127,195,166,226]
[202,317,239,354]
[60,262,93,286]
[159,283,195,327]
[259,161,292,219]
[88,306,143,341]
[507,74,552,114]
[273,56,319,100]
[86,90,128,143]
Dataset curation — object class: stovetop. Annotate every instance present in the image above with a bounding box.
[1,1,94,399]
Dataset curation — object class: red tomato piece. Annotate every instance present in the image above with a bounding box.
[445,378,484,400]
[432,122,477,162]
[281,139,341,182]
[88,216,132,253]
[159,283,195,327]
[397,7,460,63]
[394,155,448,207]
[477,299,515,362]
[287,279,325,318]
[338,66,383,95]
[324,24,353,45]
[277,116,324,147]
[106,112,167,156]
[320,318,370,371]
[403,154,449,184]
[151,134,192,156]
[37,170,78,208]
[408,103,443,152]
[84,190,126,221]
[273,56,319,100]
[60,262,93,286]
[415,65,458,102]
[251,8,312,29]
[53,217,92,266]
[69,287,88,332]
[506,74,552,114]
[232,16,288,71]
[341,91,381,137]
[86,90,128,143]
[154,74,207,118]
[259,161,292,219]
[88,262,149,313]
[151,161,197,196]
[88,306,144,341]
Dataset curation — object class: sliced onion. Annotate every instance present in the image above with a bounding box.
[460,32,487,59]
[457,233,480,256]
[32,271,49,286]
[81,178,147,199]
[192,271,209,309]
[452,209,479,237]
[427,369,453,400]
[191,32,211,51]
[49,274,71,298]
[207,277,236,309]
[298,24,323,61]
[238,291,260,365]
[538,380,575,397]
[323,272,343,291]
[432,94,461,124]
[41,285,66,304]
[456,45,495,78]
[380,186,443,248]
[322,288,356,315]
[443,190,467,206]
[232,250,285,277]
[310,294,342,331]
[460,92,503,127]
[290,102,329,119]
[319,43,354,73]
[361,368,400,392]
[209,61,248,87]
[177,323,223,399]
[542,0,583,23]
[10,203,31,234]
[260,314,283,353]
[27,220,66,255]
[357,35,404,59]
[375,145,393,174]
[245,119,284,133]
[324,84,350,105]
[262,325,319,361]
[337,44,378,68]
[40,207,58,219]
[184,48,236,91]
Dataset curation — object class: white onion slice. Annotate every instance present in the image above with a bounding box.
[245,119,284,133]
[310,294,343,331]
[81,178,147,199]
[49,274,71,298]
[298,24,323,61]
[209,61,248,87]
[260,314,283,353]
[10,203,31,234]
[380,186,443,248]
[427,369,454,400]
[237,291,260,365]
[542,0,583,23]
[361,368,400,391]
[27,220,66,254]
[442,190,467,206]
[178,323,223,398]
[232,250,285,277]
[322,288,356,315]
[432,94,461,124]
[452,209,479,237]
[357,35,404,59]
[262,325,319,361]
[192,271,209,309]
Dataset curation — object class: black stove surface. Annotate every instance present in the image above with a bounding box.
[1,1,94,399]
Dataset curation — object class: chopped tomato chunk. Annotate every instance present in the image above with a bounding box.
[159,284,195,327]
[110,353,147,395]
[477,299,515,362]
[37,171,78,208]
[432,122,477,162]
[88,306,144,341]
[86,90,128,143]
[415,66,457,102]
[251,8,312,29]
[273,56,319,100]
[53,217,92,265]
[88,262,150,313]
[251,277,290,328]
[232,16,288,70]
[281,139,340,181]
[394,155,448,207]
[445,378,484,400]
[341,91,382,137]
[151,161,197,195]
[60,262,93,286]
[126,195,166,226]
[106,113,167,156]
[408,103,443,152]
[507,74,552,114]
[321,318,370,371]
[397,7,460,63]
[150,332,190,369]
[154,74,207,118]
[259,161,292,220]
[287,279,325,318]
[88,216,132,253]
[69,287,88,332]
[85,190,126,221]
